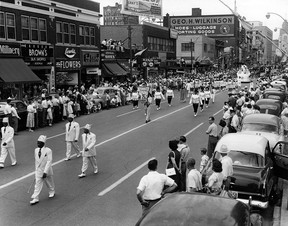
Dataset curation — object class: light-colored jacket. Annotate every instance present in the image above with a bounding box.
[1,126,14,148]
[65,121,80,141]
[34,146,53,177]
[82,132,96,157]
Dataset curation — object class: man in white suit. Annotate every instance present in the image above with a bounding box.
[65,114,81,161]
[0,117,16,168]
[78,124,98,178]
[30,135,55,205]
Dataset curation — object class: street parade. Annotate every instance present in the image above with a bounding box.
[1,0,288,225]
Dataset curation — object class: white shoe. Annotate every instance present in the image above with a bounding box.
[78,173,86,178]
[94,168,98,174]
[30,199,39,205]
[76,154,81,158]
[11,161,17,166]
[64,158,70,161]
[194,114,196,117]
[49,192,55,198]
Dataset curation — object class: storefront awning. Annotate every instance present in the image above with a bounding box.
[102,62,128,77]
[0,58,41,83]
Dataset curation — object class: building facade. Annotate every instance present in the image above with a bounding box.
[0,0,101,99]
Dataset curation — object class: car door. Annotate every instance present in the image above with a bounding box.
[271,141,288,180]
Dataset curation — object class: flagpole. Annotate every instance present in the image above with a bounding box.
[128,24,133,78]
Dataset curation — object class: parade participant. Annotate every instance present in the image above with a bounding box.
[136,159,177,215]
[205,159,224,195]
[186,158,202,192]
[10,103,20,135]
[204,87,211,108]
[0,118,16,168]
[131,88,140,110]
[206,116,218,158]
[199,87,205,112]
[4,98,12,124]
[218,144,233,190]
[166,86,174,107]
[145,91,153,123]
[78,124,98,178]
[211,86,216,103]
[177,136,190,191]
[189,89,202,117]
[26,100,36,132]
[65,114,81,161]
[46,104,53,127]
[154,87,165,110]
[30,135,55,205]
[199,148,209,173]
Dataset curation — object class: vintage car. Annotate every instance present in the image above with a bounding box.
[262,88,286,102]
[202,133,288,209]
[0,100,27,131]
[135,193,262,226]
[92,87,122,109]
[255,99,283,117]
[239,114,283,149]
[270,80,287,92]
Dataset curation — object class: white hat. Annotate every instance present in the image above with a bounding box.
[2,117,9,123]
[218,144,230,154]
[84,124,91,130]
[68,114,75,118]
[38,135,47,143]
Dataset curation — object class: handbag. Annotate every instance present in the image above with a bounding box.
[166,152,177,176]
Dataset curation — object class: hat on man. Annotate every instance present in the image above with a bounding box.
[38,135,47,143]
[2,117,9,123]
[218,144,230,154]
[84,124,91,130]
[68,114,75,118]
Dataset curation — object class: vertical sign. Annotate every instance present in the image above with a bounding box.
[49,66,55,93]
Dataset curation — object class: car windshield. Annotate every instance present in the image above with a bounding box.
[242,123,278,134]
[96,89,104,95]
[215,150,264,167]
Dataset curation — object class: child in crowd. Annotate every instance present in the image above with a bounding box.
[47,104,53,126]
[200,148,209,173]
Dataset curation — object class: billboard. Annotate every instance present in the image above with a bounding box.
[121,0,162,18]
[170,15,235,37]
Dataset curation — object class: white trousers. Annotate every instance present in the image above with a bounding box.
[31,176,55,200]
[66,141,80,158]
[81,156,98,173]
[211,93,215,103]
[0,146,16,167]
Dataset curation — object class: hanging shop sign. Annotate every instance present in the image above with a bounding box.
[21,44,53,66]
[101,50,116,60]
[0,43,21,56]
[81,50,100,66]
[169,15,235,37]
[142,58,161,67]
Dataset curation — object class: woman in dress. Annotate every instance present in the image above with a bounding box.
[199,87,206,112]
[26,100,36,132]
[154,86,165,110]
[206,159,224,195]
[189,89,202,117]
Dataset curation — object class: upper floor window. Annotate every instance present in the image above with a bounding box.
[204,43,207,52]
[79,25,95,46]
[21,16,47,42]
[181,42,194,52]
[56,21,76,45]
[39,19,47,42]
[30,17,38,41]
[0,12,15,40]
[21,16,30,40]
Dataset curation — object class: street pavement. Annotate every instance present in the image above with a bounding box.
[0,89,277,225]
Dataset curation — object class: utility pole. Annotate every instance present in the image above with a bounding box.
[128,25,133,77]
[191,39,194,72]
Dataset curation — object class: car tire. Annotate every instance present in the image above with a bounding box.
[97,103,102,111]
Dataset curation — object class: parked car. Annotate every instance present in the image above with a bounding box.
[262,88,286,102]
[0,100,27,131]
[239,114,283,149]
[135,193,262,226]
[270,80,287,92]
[255,99,283,117]
[202,133,288,209]
[93,87,122,109]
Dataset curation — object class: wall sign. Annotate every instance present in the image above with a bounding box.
[65,48,77,58]
[82,50,100,66]
[0,43,21,56]
[21,44,53,66]
[56,60,81,71]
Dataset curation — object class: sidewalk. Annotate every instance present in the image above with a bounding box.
[280,179,288,226]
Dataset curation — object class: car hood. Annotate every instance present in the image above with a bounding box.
[230,166,265,194]
[239,131,281,148]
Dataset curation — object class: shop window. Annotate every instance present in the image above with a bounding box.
[6,13,15,40]
[30,17,38,41]
[56,22,63,43]
[21,16,30,40]
[39,19,47,42]
[63,23,69,44]
[90,27,95,46]
[79,25,84,44]
[0,12,6,39]
[70,24,76,44]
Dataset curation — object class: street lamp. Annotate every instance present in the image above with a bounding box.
[266,12,287,22]
[274,27,288,35]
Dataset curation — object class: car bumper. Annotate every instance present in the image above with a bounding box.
[237,198,268,209]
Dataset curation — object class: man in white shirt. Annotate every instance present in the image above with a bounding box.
[65,114,81,161]
[218,144,233,190]
[4,98,12,124]
[230,109,239,133]
[186,158,202,192]
[136,159,177,215]
[10,104,21,135]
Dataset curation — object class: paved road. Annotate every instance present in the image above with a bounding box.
[0,89,274,226]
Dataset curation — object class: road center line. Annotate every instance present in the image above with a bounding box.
[184,123,204,137]
[98,157,155,196]
[116,109,141,117]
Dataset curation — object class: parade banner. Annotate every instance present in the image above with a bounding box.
[169,15,235,37]
[121,0,162,18]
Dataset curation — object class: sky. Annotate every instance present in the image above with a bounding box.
[94,0,288,39]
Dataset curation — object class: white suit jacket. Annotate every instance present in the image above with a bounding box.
[1,126,14,148]
[34,146,53,177]
[82,132,96,157]
[65,121,80,141]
